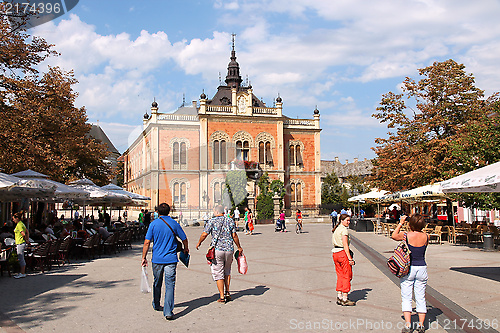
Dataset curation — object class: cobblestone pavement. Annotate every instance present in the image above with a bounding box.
[1,222,499,333]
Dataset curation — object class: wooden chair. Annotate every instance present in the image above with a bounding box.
[0,247,14,277]
[447,226,468,245]
[103,233,119,255]
[28,241,51,273]
[47,239,62,270]
[428,226,443,244]
[58,236,72,265]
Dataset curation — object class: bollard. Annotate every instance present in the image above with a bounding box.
[483,232,494,251]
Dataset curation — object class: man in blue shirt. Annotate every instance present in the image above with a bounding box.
[142,203,189,320]
[331,209,338,228]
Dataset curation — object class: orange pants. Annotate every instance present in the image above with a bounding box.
[332,250,352,293]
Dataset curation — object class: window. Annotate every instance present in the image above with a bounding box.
[236,140,249,161]
[173,181,187,207]
[289,143,303,167]
[180,142,186,165]
[213,140,227,168]
[259,141,273,166]
[173,142,179,165]
[213,181,226,204]
[290,181,303,205]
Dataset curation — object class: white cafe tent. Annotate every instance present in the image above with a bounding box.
[440,161,500,193]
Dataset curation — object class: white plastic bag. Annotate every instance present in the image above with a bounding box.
[140,266,151,293]
[237,253,248,275]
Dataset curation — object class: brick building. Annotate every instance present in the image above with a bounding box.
[122,43,321,217]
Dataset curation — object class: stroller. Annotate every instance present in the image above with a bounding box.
[275,218,285,232]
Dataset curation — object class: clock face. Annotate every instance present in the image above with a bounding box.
[237,96,246,114]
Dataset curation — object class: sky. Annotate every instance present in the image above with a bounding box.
[31,0,500,162]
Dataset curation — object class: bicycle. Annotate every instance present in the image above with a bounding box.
[295,219,302,234]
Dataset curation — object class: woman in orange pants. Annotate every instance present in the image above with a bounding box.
[332,214,356,306]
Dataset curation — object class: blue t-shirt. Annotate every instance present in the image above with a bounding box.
[145,216,187,264]
[331,211,338,217]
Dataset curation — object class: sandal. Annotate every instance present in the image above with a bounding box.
[217,298,226,303]
[225,293,232,302]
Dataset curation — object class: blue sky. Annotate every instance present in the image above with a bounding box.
[32,0,500,162]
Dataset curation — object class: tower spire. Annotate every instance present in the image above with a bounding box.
[225,33,242,88]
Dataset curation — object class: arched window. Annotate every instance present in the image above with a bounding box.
[296,182,302,203]
[172,181,188,207]
[259,141,273,166]
[213,140,227,168]
[180,142,187,165]
[289,143,303,167]
[290,183,296,204]
[236,140,250,161]
[173,142,179,165]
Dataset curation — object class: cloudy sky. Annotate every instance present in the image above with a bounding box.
[32,0,500,162]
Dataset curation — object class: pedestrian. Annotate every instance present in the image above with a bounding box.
[138,209,144,225]
[278,210,286,232]
[123,210,128,223]
[247,208,254,235]
[340,207,347,215]
[331,214,356,306]
[13,211,29,279]
[141,203,189,320]
[144,209,151,228]
[331,209,338,228]
[391,214,428,333]
[295,209,303,232]
[233,207,240,229]
[195,205,243,303]
[360,208,365,219]
[244,207,250,234]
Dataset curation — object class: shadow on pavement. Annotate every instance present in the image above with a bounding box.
[349,288,372,302]
[174,285,270,318]
[450,266,500,282]
[405,306,443,330]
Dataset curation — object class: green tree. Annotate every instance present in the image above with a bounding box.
[270,179,285,209]
[224,170,248,208]
[256,172,274,219]
[321,172,342,205]
[0,10,112,184]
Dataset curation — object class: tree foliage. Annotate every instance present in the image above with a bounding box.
[256,172,274,219]
[0,14,112,184]
[224,170,248,208]
[321,172,342,205]
[371,59,500,209]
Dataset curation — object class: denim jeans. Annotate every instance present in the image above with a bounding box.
[400,265,428,313]
[152,262,177,317]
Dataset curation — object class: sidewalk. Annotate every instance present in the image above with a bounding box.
[0,224,498,332]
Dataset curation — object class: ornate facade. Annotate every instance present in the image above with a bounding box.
[123,44,321,216]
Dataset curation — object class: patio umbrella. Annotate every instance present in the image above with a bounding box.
[101,184,151,201]
[399,184,446,203]
[11,170,89,202]
[0,172,56,202]
[348,189,389,223]
[440,161,500,193]
[69,179,132,205]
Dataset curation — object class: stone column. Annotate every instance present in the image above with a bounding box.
[273,195,281,220]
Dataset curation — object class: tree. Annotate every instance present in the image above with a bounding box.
[321,172,342,205]
[371,60,487,192]
[256,172,274,219]
[224,169,248,208]
[0,12,112,184]
[270,179,285,210]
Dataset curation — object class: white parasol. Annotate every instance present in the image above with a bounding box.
[440,161,500,193]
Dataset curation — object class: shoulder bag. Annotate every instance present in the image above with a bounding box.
[206,217,226,264]
[160,217,183,252]
[387,232,411,278]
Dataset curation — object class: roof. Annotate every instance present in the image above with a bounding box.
[88,124,120,155]
[172,106,198,115]
[321,159,374,178]
[207,85,266,107]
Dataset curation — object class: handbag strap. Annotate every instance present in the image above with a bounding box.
[160,217,178,238]
[403,232,411,253]
[212,216,226,248]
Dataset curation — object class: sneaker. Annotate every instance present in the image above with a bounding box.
[14,273,26,279]
[401,326,412,333]
[336,297,342,305]
[414,325,425,333]
[165,315,174,320]
[341,299,356,306]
